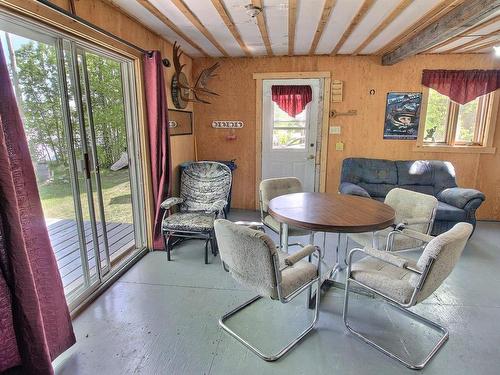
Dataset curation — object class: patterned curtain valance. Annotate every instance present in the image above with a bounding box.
[422,69,500,104]
[271,85,312,117]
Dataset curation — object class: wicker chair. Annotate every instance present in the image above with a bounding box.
[161,161,232,264]
[214,219,321,361]
[343,222,472,370]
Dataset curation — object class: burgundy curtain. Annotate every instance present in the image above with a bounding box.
[143,51,172,250]
[422,69,500,104]
[0,41,75,374]
[271,85,312,117]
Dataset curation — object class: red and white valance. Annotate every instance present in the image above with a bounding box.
[422,69,500,104]
[271,85,312,117]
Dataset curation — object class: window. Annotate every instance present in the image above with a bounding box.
[419,88,497,153]
[272,103,307,149]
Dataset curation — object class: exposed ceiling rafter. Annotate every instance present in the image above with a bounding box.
[136,0,207,56]
[331,0,375,55]
[308,0,336,55]
[211,0,251,57]
[170,0,229,57]
[252,0,273,56]
[352,0,412,55]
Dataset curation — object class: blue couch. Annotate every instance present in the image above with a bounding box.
[339,158,485,235]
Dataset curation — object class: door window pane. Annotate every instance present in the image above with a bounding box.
[272,128,306,149]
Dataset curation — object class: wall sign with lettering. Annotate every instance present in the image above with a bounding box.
[212,121,244,129]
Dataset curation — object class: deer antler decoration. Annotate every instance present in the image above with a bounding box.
[172,42,220,106]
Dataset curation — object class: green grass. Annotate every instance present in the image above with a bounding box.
[39,168,134,224]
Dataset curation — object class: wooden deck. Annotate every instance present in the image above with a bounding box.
[47,219,135,296]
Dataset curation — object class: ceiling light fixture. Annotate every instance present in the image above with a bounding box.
[245,4,263,18]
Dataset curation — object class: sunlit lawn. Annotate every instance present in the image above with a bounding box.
[39,169,134,224]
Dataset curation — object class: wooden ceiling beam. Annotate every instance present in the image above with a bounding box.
[460,39,500,53]
[170,0,229,57]
[308,0,336,55]
[288,0,297,56]
[382,0,500,65]
[330,0,375,55]
[424,14,500,53]
[376,0,463,56]
[136,0,207,56]
[352,0,412,55]
[252,0,273,56]
[211,0,251,57]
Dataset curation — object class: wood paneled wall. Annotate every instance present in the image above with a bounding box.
[2,0,196,195]
[193,54,500,220]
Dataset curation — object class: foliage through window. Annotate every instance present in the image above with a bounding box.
[272,103,307,149]
[423,89,493,146]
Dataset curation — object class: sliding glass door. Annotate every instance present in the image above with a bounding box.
[0,14,145,308]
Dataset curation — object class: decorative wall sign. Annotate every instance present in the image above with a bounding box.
[168,110,193,136]
[212,121,244,129]
[383,92,422,140]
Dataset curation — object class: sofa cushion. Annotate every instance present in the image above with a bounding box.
[358,182,397,198]
[396,160,434,186]
[341,158,397,185]
[435,201,467,222]
[429,161,458,194]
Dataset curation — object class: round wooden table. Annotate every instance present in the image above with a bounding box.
[268,192,395,234]
[268,192,395,289]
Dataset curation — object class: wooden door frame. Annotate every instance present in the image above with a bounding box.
[253,71,331,209]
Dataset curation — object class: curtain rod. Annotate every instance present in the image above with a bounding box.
[35,0,171,66]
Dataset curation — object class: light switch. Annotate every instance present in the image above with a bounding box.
[329,126,341,134]
[335,141,344,151]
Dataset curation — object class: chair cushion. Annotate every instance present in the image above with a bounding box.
[351,256,417,304]
[435,201,467,222]
[263,215,310,237]
[162,212,215,232]
[277,250,317,298]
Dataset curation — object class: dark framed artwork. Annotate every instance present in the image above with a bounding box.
[168,109,193,136]
[383,92,422,140]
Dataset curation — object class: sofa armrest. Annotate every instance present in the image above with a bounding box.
[437,187,485,209]
[339,182,370,198]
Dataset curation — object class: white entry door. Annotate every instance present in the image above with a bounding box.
[262,79,321,192]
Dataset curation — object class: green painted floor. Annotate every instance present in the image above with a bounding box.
[55,210,500,375]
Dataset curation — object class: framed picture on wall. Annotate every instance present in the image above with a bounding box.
[168,109,193,136]
[383,92,422,140]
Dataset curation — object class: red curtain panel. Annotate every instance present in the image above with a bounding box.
[0,41,75,374]
[422,69,500,104]
[271,85,312,117]
[143,51,172,250]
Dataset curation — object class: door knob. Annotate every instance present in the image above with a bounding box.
[307,154,315,160]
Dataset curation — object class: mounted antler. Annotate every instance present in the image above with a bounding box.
[172,42,220,105]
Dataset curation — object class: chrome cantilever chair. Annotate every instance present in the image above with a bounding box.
[343,222,473,370]
[214,219,321,361]
[161,161,232,264]
[259,177,312,251]
[347,188,438,256]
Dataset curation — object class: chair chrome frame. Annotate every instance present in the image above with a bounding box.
[344,207,438,265]
[343,246,448,370]
[259,189,310,251]
[219,247,322,362]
